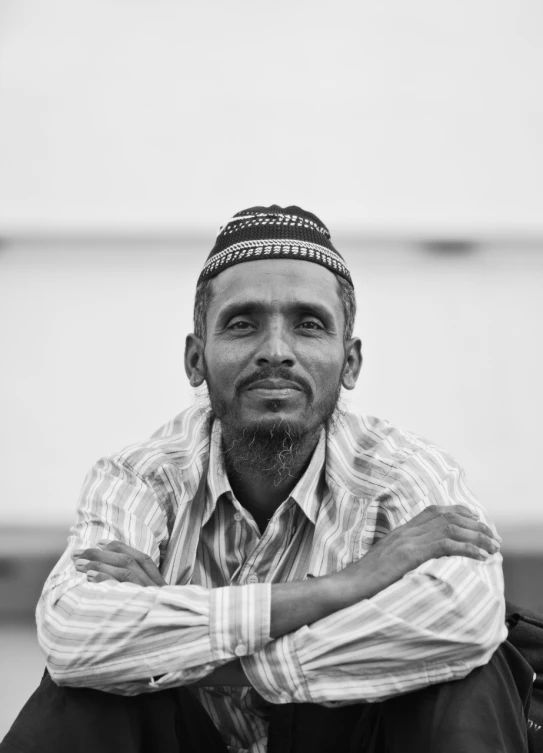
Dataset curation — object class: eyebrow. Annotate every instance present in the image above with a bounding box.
[215,300,338,326]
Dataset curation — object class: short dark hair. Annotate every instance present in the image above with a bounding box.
[193,272,356,341]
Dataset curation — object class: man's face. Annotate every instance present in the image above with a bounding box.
[191,259,360,435]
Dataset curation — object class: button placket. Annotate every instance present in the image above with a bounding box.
[241,502,293,585]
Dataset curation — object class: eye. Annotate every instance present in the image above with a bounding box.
[298,320,324,331]
[227,320,255,331]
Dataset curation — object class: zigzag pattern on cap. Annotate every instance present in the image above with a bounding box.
[198,205,353,285]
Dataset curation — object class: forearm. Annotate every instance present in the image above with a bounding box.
[38,551,355,693]
[38,568,271,694]
[270,574,374,638]
[243,554,507,705]
[193,577,372,688]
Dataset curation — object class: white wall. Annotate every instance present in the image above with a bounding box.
[1,2,542,532]
[0,0,542,234]
[1,240,542,529]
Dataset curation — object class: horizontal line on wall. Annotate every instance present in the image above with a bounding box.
[0,525,542,555]
[1,227,543,249]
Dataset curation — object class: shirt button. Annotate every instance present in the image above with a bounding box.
[247,574,259,584]
[234,644,248,657]
[234,512,243,522]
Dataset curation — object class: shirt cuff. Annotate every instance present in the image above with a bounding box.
[209,583,272,661]
[241,630,312,704]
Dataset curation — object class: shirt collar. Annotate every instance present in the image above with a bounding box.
[203,420,233,526]
[288,429,326,524]
[204,421,327,526]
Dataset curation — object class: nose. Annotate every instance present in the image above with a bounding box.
[254,322,296,368]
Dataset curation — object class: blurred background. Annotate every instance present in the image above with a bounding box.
[1,0,542,737]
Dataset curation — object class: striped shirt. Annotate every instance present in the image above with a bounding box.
[37,407,507,753]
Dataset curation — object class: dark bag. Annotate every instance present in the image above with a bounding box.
[506,601,543,752]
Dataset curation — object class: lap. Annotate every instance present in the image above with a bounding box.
[267,642,533,753]
[0,671,227,753]
[1,642,532,753]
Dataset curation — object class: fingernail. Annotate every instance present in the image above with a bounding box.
[494,533,503,544]
[75,559,90,569]
[87,570,99,580]
[71,550,84,558]
[478,549,490,559]
[96,539,110,548]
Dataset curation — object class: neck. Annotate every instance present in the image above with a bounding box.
[221,423,322,522]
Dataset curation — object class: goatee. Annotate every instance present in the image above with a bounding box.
[198,384,344,487]
[221,417,319,487]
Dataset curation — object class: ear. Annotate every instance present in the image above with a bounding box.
[341,337,362,390]
[184,333,206,387]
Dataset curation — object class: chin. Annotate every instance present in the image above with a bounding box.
[238,408,317,438]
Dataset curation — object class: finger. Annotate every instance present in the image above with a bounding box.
[428,537,495,562]
[420,524,499,558]
[73,548,134,568]
[70,540,113,558]
[408,505,478,532]
[86,570,115,583]
[85,565,127,583]
[74,557,156,586]
[414,506,500,544]
[71,546,108,560]
[412,519,499,554]
[410,513,496,542]
[72,545,165,586]
[438,512,500,542]
[423,504,480,520]
[99,540,166,586]
[440,523,500,554]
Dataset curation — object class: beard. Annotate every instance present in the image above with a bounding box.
[196,362,345,487]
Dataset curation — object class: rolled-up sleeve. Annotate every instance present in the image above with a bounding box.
[242,467,507,705]
[242,553,506,705]
[37,455,272,695]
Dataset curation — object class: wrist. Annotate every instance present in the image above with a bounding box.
[317,571,359,614]
[319,558,385,612]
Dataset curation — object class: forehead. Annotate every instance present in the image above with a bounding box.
[208,259,342,313]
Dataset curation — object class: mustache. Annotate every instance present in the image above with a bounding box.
[235,367,312,396]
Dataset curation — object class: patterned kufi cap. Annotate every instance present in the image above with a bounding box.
[198,205,353,286]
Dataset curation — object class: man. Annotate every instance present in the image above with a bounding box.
[1,206,533,752]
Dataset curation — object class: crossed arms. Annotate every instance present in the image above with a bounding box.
[37,455,507,705]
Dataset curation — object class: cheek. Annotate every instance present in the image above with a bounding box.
[303,351,345,390]
[203,347,245,391]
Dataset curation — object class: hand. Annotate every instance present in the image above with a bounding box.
[72,540,166,586]
[325,505,501,607]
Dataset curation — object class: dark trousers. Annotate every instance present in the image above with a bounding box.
[1,642,534,753]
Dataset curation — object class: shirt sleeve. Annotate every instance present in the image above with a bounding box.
[241,468,507,705]
[37,455,271,695]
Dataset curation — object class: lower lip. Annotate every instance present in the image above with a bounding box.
[247,387,302,399]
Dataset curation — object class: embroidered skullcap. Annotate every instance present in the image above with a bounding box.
[198,205,353,286]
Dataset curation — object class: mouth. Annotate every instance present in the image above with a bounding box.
[246,380,303,392]
[244,380,305,401]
